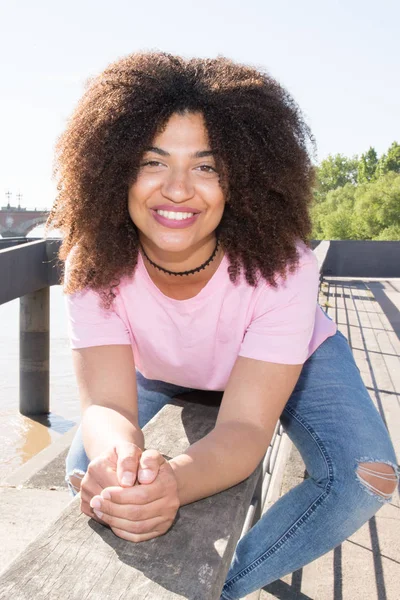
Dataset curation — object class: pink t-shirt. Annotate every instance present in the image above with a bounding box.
[65,241,337,391]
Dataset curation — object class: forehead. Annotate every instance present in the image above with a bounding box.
[150,112,211,150]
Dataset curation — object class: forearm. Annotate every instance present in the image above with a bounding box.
[169,422,270,506]
[82,404,144,460]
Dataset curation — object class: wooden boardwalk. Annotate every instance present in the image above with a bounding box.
[261,277,400,600]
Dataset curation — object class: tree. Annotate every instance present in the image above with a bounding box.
[358,146,378,184]
[311,183,356,239]
[352,172,400,239]
[311,143,400,240]
[377,141,400,177]
[311,173,400,241]
[314,154,358,201]
[374,224,400,240]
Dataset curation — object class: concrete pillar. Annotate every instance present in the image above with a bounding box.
[19,288,50,415]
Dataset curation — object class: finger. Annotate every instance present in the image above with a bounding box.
[101,479,164,506]
[81,491,112,528]
[90,495,169,521]
[81,487,102,516]
[81,489,102,514]
[88,509,111,529]
[111,527,165,543]
[138,449,166,484]
[81,478,103,500]
[84,456,119,491]
[97,511,168,535]
[81,497,106,524]
[81,472,112,520]
[115,441,142,487]
[80,478,104,513]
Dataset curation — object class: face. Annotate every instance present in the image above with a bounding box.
[128,111,225,256]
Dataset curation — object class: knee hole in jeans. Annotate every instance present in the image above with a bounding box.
[356,461,399,500]
[66,469,85,494]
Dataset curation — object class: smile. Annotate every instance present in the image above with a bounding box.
[155,210,195,221]
[151,209,200,229]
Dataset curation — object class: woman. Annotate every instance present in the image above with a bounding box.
[47,51,398,599]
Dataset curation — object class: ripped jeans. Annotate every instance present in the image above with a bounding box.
[65,329,399,599]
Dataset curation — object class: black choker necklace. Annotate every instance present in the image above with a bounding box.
[140,240,220,276]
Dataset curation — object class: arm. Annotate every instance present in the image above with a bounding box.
[169,356,303,505]
[64,261,147,505]
[93,354,303,540]
[91,249,318,538]
[72,344,144,460]
[169,251,319,505]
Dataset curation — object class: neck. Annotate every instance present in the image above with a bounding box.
[139,237,223,284]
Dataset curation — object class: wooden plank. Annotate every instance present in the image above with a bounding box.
[0,399,261,600]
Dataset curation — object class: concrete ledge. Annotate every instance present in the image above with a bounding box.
[0,487,72,575]
[1,424,78,489]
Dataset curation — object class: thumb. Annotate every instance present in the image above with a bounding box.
[138,449,165,484]
[115,441,142,487]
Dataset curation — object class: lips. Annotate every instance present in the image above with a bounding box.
[150,208,200,229]
[151,204,201,213]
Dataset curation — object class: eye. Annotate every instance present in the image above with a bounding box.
[140,160,164,167]
[197,165,217,173]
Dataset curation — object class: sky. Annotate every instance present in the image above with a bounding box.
[0,0,399,219]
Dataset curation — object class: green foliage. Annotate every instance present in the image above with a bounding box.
[311,184,356,239]
[314,154,358,201]
[352,173,400,239]
[358,147,379,184]
[311,172,400,241]
[312,141,400,241]
[377,142,400,177]
[373,224,400,240]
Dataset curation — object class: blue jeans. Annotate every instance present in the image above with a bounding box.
[65,330,399,598]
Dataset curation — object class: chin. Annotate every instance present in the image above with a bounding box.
[148,232,196,252]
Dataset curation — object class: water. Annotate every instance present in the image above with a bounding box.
[0,285,80,481]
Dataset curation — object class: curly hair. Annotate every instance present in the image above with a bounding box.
[46,51,316,309]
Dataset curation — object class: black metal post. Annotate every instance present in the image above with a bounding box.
[19,288,50,415]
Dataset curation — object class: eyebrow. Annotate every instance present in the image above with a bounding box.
[143,146,215,159]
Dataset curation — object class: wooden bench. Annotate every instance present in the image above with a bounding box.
[0,392,289,599]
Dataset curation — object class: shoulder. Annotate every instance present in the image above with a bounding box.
[251,241,318,312]
[274,241,317,287]
[251,240,317,292]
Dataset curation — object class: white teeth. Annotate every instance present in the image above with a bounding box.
[155,210,195,220]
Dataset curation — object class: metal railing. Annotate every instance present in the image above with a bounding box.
[0,237,62,415]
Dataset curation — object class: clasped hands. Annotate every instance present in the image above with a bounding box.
[80,442,180,542]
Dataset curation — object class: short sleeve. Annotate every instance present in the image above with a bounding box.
[64,256,131,350]
[239,251,319,364]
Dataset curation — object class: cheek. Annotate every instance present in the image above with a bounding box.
[127,186,147,215]
[200,181,225,211]
[128,177,157,203]
[127,195,137,219]
[127,193,143,228]
[211,193,226,220]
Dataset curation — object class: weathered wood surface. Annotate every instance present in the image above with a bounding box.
[0,398,261,599]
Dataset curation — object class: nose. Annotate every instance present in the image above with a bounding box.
[161,168,195,203]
